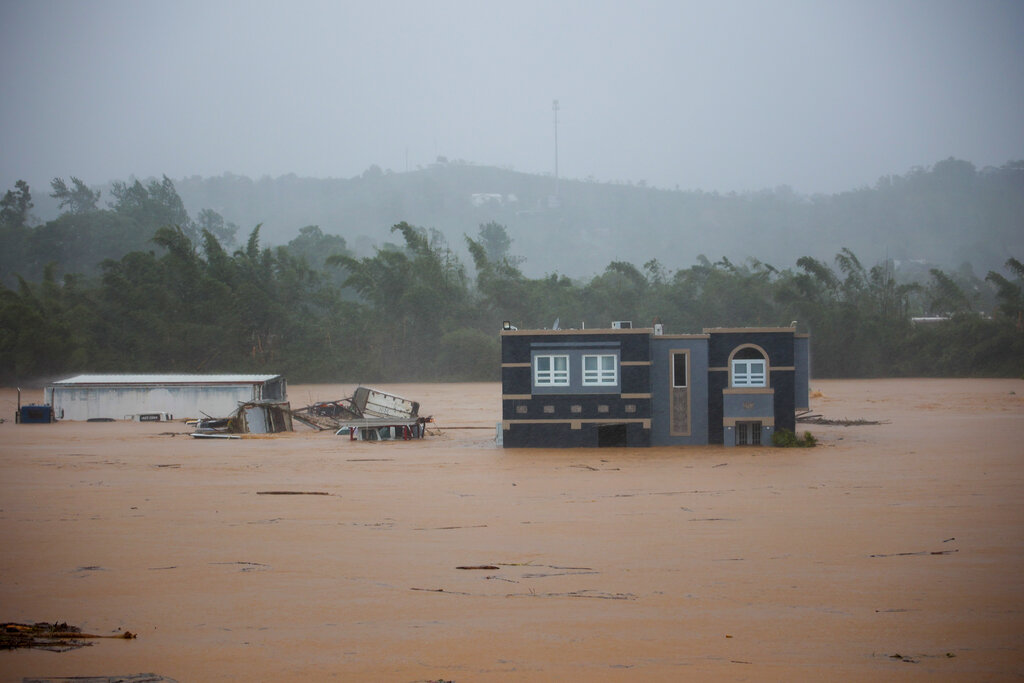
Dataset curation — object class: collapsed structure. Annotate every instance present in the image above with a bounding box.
[35,375,429,441]
[192,399,294,437]
[500,322,809,447]
[292,386,430,441]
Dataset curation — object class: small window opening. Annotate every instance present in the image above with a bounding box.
[672,352,688,388]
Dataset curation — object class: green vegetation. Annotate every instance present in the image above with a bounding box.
[771,429,818,448]
[1,172,1022,384]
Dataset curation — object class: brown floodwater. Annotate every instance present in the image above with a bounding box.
[1,379,1022,681]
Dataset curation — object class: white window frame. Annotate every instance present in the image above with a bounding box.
[534,354,569,386]
[582,354,618,386]
[672,351,688,388]
[732,359,767,387]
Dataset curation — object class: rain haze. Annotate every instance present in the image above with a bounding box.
[1,0,1023,197]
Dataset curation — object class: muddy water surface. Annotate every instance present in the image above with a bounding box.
[1,379,1022,681]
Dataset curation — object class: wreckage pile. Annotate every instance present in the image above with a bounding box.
[796,410,887,426]
[1,621,135,652]
[191,400,293,437]
[189,386,431,440]
[292,386,432,441]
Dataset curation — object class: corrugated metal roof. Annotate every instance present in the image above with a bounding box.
[52,374,282,385]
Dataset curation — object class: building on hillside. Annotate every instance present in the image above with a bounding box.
[45,374,287,421]
[500,323,809,447]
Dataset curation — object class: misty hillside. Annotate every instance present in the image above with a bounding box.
[162,158,1024,278]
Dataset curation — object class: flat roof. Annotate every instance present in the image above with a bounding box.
[52,374,283,386]
[501,328,653,336]
[502,327,806,336]
[702,327,800,334]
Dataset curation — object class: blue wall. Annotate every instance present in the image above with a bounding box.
[501,330,652,448]
[650,336,709,445]
[795,335,810,411]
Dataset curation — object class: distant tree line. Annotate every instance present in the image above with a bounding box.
[0,178,1022,384]
[155,158,1024,280]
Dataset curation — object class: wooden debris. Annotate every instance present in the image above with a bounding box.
[208,561,269,572]
[2,622,135,652]
[796,411,888,426]
[507,590,637,600]
[869,549,959,558]
[456,565,499,570]
[256,491,330,495]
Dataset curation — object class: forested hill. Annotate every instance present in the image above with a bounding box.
[14,158,1023,280]
[2,164,1023,382]
[168,158,1023,277]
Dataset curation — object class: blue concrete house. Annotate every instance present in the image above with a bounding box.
[500,323,809,447]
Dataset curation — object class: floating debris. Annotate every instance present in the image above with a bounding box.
[256,491,330,496]
[190,400,293,438]
[796,411,887,426]
[1,622,135,652]
[292,386,433,440]
[456,565,500,570]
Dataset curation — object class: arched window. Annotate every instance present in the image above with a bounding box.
[731,346,767,387]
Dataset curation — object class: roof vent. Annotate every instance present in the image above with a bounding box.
[611,321,632,329]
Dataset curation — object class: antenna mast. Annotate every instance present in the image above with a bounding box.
[552,99,560,196]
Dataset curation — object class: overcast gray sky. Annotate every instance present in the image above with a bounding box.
[2,0,1022,197]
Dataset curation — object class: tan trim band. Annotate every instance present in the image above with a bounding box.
[724,417,776,427]
[620,360,651,366]
[502,394,532,400]
[723,387,775,395]
[620,393,651,399]
[503,418,651,430]
[702,327,798,334]
[501,362,531,368]
[655,334,710,339]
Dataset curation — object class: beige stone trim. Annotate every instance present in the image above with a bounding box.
[504,418,651,429]
[669,349,691,437]
[502,394,532,400]
[723,417,775,427]
[620,393,651,399]
[620,360,651,366]
[501,362,531,368]
[723,387,775,395]
[702,327,798,334]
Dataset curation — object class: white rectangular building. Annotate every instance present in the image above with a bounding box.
[45,374,287,421]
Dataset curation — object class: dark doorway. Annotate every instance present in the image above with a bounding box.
[736,421,763,446]
[597,423,628,447]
